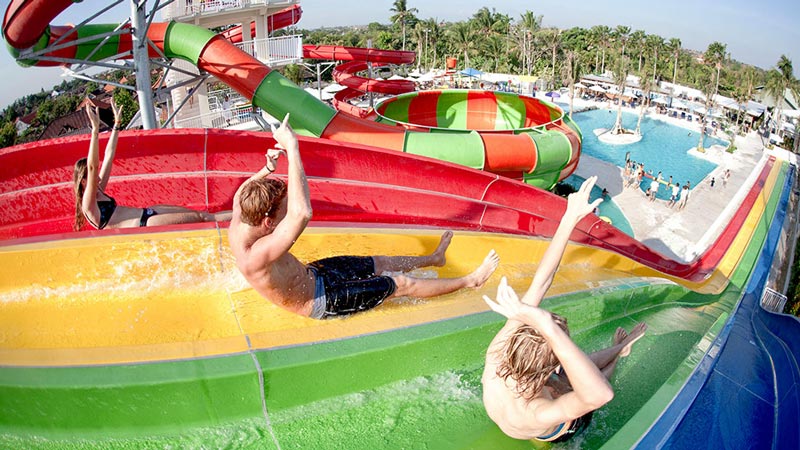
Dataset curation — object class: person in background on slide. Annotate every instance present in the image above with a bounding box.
[73,100,231,231]
[227,114,500,319]
[481,176,647,443]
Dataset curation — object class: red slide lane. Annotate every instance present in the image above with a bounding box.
[0,128,774,285]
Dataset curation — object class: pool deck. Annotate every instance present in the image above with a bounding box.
[566,98,791,262]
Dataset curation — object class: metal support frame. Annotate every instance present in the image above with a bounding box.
[130,0,157,129]
[303,61,336,101]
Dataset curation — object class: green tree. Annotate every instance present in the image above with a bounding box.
[561,50,584,118]
[282,64,306,84]
[389,0,418,51]
[629,30,646,72]
[645,35,664,84]
[112,89,138,129]
[704,41,727,98]
[667,37,682,84]
[635,66,655,135]
[448,22,478,70]
[591,25,611,74]
[0,121,17,148]
[610,54,631,135]
[764,55,800,142]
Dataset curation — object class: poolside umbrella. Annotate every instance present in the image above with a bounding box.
[574,82,588,88]
[545,91,561,98]
[459,67,483,78]
[589,85,606,92]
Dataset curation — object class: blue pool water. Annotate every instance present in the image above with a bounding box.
[569,108,728,201]
[561,174,635,237]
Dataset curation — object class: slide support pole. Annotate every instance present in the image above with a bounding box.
[131,0,157,129]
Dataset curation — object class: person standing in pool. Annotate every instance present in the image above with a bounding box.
[73,100,231,231]
[481,176,647,442]
[228,114,499,319]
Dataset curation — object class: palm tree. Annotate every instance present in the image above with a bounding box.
[561,50,584,118]
[765,55,800,139]
[635,66,654,135]
[732,87,749,133]
[448,22,477,70]
[646,35,664,84]
[390,0,419,51]
[542,28,562,89]
[697,69,716,151]
[420,18,441,70]
[667,37,681,84]
[704,41,726,98]
[591,25,611,74]
[611,54,631,135]
[629,29,646,71]
[483,35,507,72]
[517,11,542,76]
[614,25,631,59]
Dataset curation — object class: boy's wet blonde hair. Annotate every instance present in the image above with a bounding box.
[238,178,287,226]
[496,313,569,401]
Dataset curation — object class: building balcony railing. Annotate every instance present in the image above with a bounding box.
[233,35,303,66]
[173,103,260,129]
[162,0,296,21]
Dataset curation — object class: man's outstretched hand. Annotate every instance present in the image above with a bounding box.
[483,276,559,334]
[565,175,603,222]
[270,113,297,152]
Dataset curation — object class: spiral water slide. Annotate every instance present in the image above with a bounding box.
[4,0,579,189]
[2,1,800,449]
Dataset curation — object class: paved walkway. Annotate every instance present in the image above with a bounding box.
[569,102,772,262]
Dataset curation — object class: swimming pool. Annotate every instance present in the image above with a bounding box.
[561,174,635,236]
[570,109,727,199]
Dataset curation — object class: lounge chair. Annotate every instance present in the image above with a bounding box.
[688,115,693,122]
[680,112,686,119]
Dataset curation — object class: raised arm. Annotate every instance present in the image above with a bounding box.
[97,99,123,190]
[243,114,313,263]
[81,105,102,215]
[521,176,602,307]
[484,278,614,423]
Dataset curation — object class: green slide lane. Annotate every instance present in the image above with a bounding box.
[0,165,784,449]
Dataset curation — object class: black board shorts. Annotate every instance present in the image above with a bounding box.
[307,256,397,318]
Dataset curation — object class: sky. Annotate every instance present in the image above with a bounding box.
[1,0,798,110]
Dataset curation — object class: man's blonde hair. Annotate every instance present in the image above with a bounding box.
[238,178,287,226]
[496,313,569,401]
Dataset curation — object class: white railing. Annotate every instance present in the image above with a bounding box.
[761,287,788,313]
[163,0,295,20]
[173,103,258,129]
[235,35,303,66]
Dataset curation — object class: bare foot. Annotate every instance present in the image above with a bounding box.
[466,249,499,288]
[613,327,628,346]
[430,231,453,267]
[619,322,647,357]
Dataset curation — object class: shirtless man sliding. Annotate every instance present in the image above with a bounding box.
[481,176,647,443]
[228,114,499,319]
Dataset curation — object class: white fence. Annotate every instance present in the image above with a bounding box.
[234,35,303,65]
[761,287,788,313]
[173,103,258,129]
[163,0,296,19]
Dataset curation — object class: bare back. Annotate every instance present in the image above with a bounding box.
[481,322,561,440]
[228,214,315,316]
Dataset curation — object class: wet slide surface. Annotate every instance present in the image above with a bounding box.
[2,1,799,448]
[0,150,793,448]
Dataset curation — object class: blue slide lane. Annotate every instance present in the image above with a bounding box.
[636,164,800,449]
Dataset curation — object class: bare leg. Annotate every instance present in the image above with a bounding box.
[387,249,498,299]
[373,231,453,274]
[586,323,648,378]
[144,211,209,226]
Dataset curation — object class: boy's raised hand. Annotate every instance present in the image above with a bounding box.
[270,113,297,151]
[565,175,603,221]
